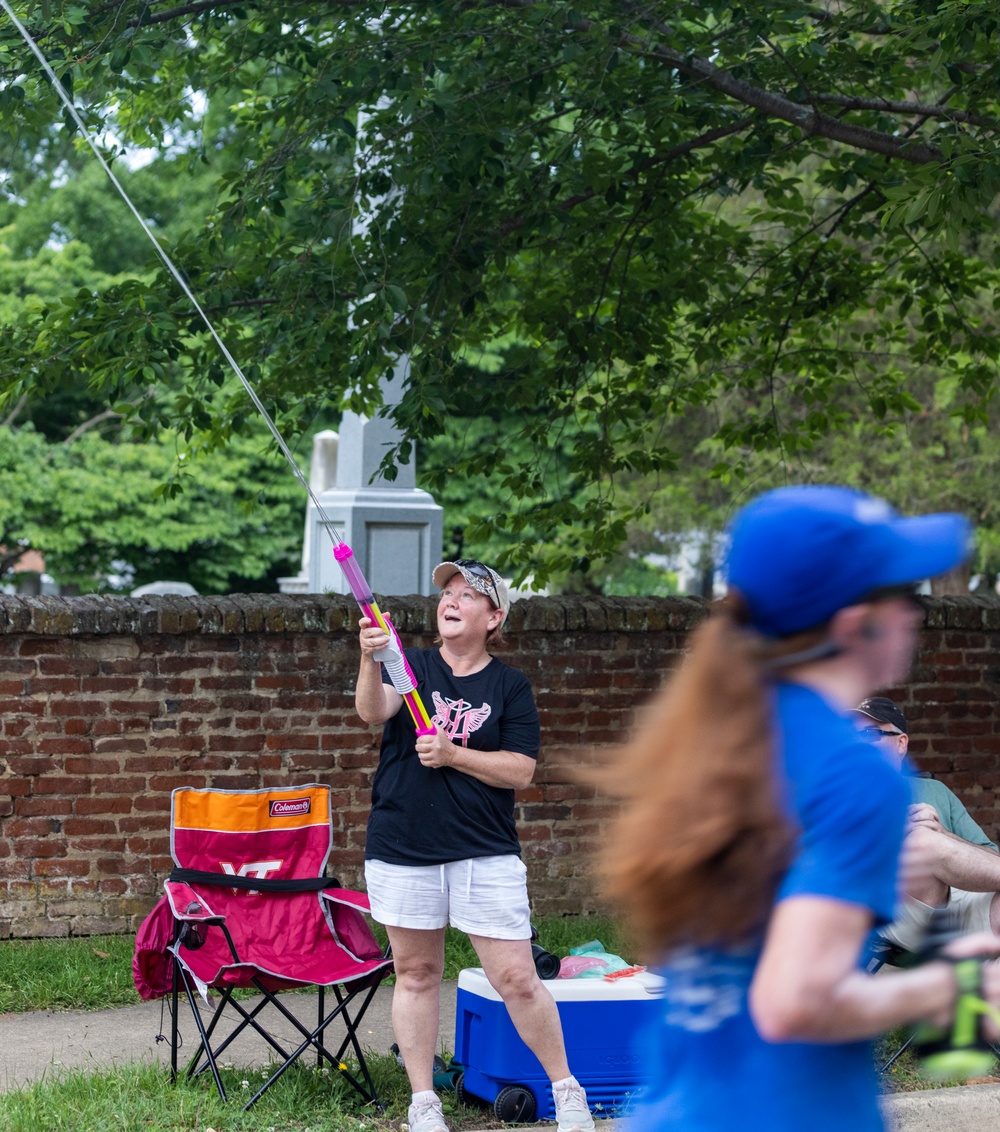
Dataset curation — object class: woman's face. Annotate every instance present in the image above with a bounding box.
[436,573,500,643]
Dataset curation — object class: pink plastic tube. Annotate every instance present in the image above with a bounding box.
[335,544,435,735]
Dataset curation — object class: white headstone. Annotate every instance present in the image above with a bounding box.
[308,363,442,596]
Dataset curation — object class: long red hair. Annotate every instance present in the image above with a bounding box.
[595,603,808,959]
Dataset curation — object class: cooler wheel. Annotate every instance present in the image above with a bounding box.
[493,1084,538,1123]
[454,1072,482,1108]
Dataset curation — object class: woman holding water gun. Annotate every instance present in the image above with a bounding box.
[599,486,1000,1132]
[355,560,593,1132]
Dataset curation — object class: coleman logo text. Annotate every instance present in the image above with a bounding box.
[270,798,311,817]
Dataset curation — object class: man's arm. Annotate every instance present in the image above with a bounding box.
[905,822,1000,902]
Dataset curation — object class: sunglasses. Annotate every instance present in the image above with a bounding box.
[452,559,502,610]
[862,726,903,739]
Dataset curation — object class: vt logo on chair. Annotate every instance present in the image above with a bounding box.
[220,860,283,895]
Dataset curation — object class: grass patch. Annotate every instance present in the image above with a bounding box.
[0,915,635,1015]
[0,1053,423,1131]
[874,1027,1000,1093]
[0,935,138,1014]
[0,1050,519,1131]
[876,1028,929,1092]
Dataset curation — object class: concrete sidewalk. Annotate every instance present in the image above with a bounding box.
[0,980,449,1092]
[2,982,1000,1130]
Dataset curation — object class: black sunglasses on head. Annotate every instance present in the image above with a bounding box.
[862,725,903,739]
[453,559,502,609]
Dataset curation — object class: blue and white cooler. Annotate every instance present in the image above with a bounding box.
[453,967,664,1122]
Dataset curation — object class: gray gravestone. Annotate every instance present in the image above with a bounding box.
[304,364,442,597]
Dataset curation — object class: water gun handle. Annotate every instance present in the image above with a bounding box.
[911,906,1000,1080]
[335,544,436,736]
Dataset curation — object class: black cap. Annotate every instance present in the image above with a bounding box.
[854,696,908,735]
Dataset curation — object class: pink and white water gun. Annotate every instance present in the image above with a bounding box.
[334,543,436,736]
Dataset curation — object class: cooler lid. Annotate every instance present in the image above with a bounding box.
[456,966,664,1001]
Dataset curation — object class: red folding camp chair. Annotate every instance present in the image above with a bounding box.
[133,783,392,1110]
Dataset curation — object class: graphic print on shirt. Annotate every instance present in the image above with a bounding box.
[431,690,492,745]
[661,945,757,1033]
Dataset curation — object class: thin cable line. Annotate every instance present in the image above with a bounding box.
[0,0,340,537]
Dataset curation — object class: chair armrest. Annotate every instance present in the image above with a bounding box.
[165,880,226,924]
[320,887,371,913]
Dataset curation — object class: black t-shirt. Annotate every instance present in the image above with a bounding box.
[364,647,541,866]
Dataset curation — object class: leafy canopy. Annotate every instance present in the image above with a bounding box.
[0,423,305,592]
[0,2,998,586]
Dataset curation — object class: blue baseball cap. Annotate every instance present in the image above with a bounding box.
[725,486,971,637]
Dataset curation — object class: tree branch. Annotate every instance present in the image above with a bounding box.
[2,391,27,428]
[631,43,943,165]
[62,408,122,445]
[124,0,338,29]
[557,118,754,212]
[811,93,996,130]
[39,1,971,165]
[501,117,754,235]
[546,4,948,165]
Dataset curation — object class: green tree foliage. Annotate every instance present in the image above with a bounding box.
[0,2,998,587]
[0,424,304,592]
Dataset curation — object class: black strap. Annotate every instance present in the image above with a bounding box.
[168,867,342,893]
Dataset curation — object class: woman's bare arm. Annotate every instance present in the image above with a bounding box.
[749,895,1000,1043]
[414,728,536,788]
[355,616,404,725]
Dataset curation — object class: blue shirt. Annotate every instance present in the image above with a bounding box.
[632,682,909,1132]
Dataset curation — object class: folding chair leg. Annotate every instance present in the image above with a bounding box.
[171,953,180,1082]
[880,1031,915,1074]
[326,981,385,1106]
[242,1009,364,1111]
[174,963,229,1103]
[240,982,385,1111]
[189,989,295,1074]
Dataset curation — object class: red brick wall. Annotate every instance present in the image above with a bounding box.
[0,593,998,938]
[889,596,1000,837]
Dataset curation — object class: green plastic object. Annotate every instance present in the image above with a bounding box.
[566,938,633,978]
[914,959,1000,1082]
[569,940,606,956]
[433,1057,465,1092]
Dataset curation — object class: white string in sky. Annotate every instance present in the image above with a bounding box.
[0,0,340,537]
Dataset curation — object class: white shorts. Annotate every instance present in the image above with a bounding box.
[883,888,995,953]
[364,855,532,939]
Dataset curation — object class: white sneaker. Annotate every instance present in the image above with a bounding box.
[553,1077,595,1132]
[407,1094,450,1132]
